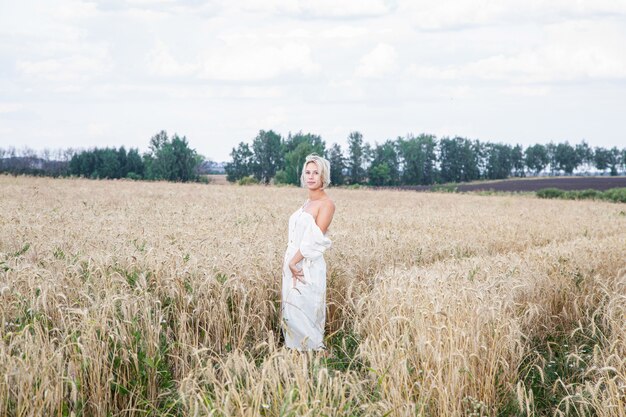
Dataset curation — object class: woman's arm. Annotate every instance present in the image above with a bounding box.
[316,200,335,234]
[289,250,305,287]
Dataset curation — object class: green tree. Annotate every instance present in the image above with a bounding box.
[438,137,461,183]
[575,141,593,173]
[546,142,558,175]
[326,143,346,186]
[368,162,390,186]
[126,148,144,178]
[484,143,512,180]
[397,134,437,185]
[608,147,621,176]
[282,132,325,185]
[225,142,254,182]
[283,132,325,155]
[145,131,200,182]
[593,147,610,174]
[511,144,525,177]
[347,131,366,184]
[438,137,481,183]
[96,148,121,179]
[117,146,128,177]
[368,140,400,186]
[69,151,95,177]
[251,130,283,184]
[524,144,549,175]
[554,141,580,174]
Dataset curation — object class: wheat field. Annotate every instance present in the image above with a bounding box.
[0,175,624,416]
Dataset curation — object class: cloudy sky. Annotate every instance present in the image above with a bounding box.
[1,0,625,161]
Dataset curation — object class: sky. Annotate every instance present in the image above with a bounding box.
[1,0,625,162]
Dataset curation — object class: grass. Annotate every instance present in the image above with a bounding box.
[537,187,626,203]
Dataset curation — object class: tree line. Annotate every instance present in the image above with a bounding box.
[225,130,626,186]
[0,131,205,182]
[2,130,625,185]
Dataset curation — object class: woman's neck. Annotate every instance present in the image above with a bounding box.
[308,188,326,201]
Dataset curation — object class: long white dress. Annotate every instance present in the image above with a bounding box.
[281,200,332,351]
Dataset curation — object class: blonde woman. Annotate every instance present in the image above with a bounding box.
[281,154,335,352]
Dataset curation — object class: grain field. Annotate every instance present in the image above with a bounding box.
[0,175,624,416]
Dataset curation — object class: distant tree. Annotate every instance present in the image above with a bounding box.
[126,148,144,178]
[69,153,81,176]
[593,147,610,174]
[524,144,549,175]
[96,148,121,179]
[545,142,559,175]
[554,141,580,175]
[251,130,283,184]
[575,141,594,173]
[283,132,325,155]
[510,144,525,177]
[368,140,400,186]
[438,137,481,183]
[170,134,201,181]
[368,163,390,186]
[347,131,366,184]
[225,142,254,182]
[117,146,128,177]
[608,147,621,176]
[144,131,200,182]
[282,132,325,185]
[326,143,346,186]
[484,143,512,180]
[466,139,482,182]
[397,134,437,185]
[438,137,460,183]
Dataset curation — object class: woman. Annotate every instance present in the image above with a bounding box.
[281,154,335,351]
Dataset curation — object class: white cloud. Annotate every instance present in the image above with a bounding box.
[467,21,626,82]
[299,0,391,18]
[122,7,171,21]
[16,46,113,83]
[87,122,110,136]
[239,106,289,130]
[398,0,626,30]
[320,25,368,39]
[199,42,319,81]
[355,43,397,78]
[319,78,367,102]
[48,0,99,19]
[234,0,391,18]
[147,41,197,77]
[398,0,508,30]
[0,103,24,113]
[501,85,551,96]
[3,0,626,158]
[407,20,626,83]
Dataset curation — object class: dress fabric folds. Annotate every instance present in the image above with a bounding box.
[281,203,332,351]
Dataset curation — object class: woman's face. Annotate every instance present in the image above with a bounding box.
[304,162,322,190]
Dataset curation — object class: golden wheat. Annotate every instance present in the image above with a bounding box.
[0,175,624,416]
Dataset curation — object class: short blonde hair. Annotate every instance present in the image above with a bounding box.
[300,154,331,188]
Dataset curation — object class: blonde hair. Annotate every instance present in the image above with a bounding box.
[300,154,331,189]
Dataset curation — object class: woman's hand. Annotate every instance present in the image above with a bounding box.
[289,262,305,287]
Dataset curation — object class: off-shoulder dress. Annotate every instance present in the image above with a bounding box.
[281,200,332,351]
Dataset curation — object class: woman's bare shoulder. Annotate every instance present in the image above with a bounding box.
[321,197,335,211]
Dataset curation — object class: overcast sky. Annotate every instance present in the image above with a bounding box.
[1,0,625,161]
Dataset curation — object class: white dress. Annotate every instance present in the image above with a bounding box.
[281,200,332,351]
